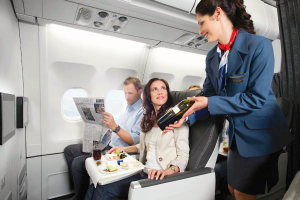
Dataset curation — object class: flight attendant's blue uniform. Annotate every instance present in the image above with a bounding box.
[191,30,292,157]
[190,29,293,195]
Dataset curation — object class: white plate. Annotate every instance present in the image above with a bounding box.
[105,153,117,161]
[120,161,141,169]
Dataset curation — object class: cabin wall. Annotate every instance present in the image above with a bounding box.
[0,0,26,200]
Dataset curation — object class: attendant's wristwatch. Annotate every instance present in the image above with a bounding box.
[114,125,121,133]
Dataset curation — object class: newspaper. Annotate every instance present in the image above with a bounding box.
[73,98,111,153]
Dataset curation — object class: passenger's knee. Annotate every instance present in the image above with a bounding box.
[71,157,86,173]
[64,145,72,155]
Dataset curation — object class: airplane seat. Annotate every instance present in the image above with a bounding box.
[257,97,293,200]
[125,89,223,200]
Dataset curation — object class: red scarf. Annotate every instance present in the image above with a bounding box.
[218,28,238,51]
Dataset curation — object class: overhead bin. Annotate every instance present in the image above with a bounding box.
[152,0,196,12]
[13,0,280,55]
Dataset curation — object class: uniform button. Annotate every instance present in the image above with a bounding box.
[159,157,163,161]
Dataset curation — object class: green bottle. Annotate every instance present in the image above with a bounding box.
[156,91,203,130]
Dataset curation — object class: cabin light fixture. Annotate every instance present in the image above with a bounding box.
[47,24,147,47]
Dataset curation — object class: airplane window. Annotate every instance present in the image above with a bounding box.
[62,88,88,121]
[106,90,126,121]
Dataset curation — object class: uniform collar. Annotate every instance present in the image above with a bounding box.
[208,29,249,79]
[207,29,249,60]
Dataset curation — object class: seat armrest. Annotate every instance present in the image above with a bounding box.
[127,152,140,156]
[131,167,213,189]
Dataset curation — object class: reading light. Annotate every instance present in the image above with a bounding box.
[113,25,121,31]
[118,16,127,22]
[197,36,204,40]
[98,12,108,18]
[94,21,103,27]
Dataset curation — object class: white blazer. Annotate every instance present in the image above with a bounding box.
[135,124,189,172]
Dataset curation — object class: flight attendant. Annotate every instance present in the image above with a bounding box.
[165,0,293,199]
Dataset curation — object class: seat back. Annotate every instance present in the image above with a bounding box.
[170,90,223,171]
[276,97,293,128]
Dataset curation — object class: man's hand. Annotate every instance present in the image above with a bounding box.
[107,146,126,154]
[148,169,167,180]
[102,112,117,130]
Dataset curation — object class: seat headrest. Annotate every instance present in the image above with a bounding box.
[170,89,202,106]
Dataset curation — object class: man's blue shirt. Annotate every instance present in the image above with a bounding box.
[109,98,143,147]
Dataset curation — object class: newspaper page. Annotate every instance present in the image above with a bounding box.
[74,98,111,153]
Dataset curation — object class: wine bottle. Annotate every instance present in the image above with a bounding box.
[156,91,203,130]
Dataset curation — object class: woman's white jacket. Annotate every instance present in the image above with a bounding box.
[135,124,189,172]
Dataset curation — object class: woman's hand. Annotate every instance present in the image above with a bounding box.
[162,118,185,135]
[162,96,208,134]
[182,96,208,118]
[148,169,167,180]
[107,146,126,154]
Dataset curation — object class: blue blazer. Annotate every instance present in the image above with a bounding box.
[191,30,292,157]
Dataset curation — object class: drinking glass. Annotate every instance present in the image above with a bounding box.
[93,148,102,161]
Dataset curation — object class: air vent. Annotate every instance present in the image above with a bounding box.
[174,33,208,49]
[108,15,131,32]
[75,8,94,26]
[91,10,112,29]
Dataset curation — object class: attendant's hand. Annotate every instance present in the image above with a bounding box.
[182,96,208,118]
[148,169,167,180]
[102,112,117,130]
[107,146,126,154]
[162,118,185,135]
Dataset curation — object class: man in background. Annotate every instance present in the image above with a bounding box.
[188,84,201,90]
[64,76,144,200]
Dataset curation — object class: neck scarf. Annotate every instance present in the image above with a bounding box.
[218,28,238,51]
[216,28,238,94]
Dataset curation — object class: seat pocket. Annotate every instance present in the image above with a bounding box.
[244,117,274,129]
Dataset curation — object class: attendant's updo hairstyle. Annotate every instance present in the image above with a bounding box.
[141,78,173,133]
[196,0,255,34]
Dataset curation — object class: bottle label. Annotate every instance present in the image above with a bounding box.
[172,105,180,114]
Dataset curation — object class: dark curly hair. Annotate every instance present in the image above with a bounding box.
[196,0,255,34]
[141,78,173,133]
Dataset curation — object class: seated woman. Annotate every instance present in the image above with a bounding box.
[84,78,189,200]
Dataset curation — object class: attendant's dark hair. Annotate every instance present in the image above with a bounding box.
[196,0,255,34]
[141,78,173,133]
